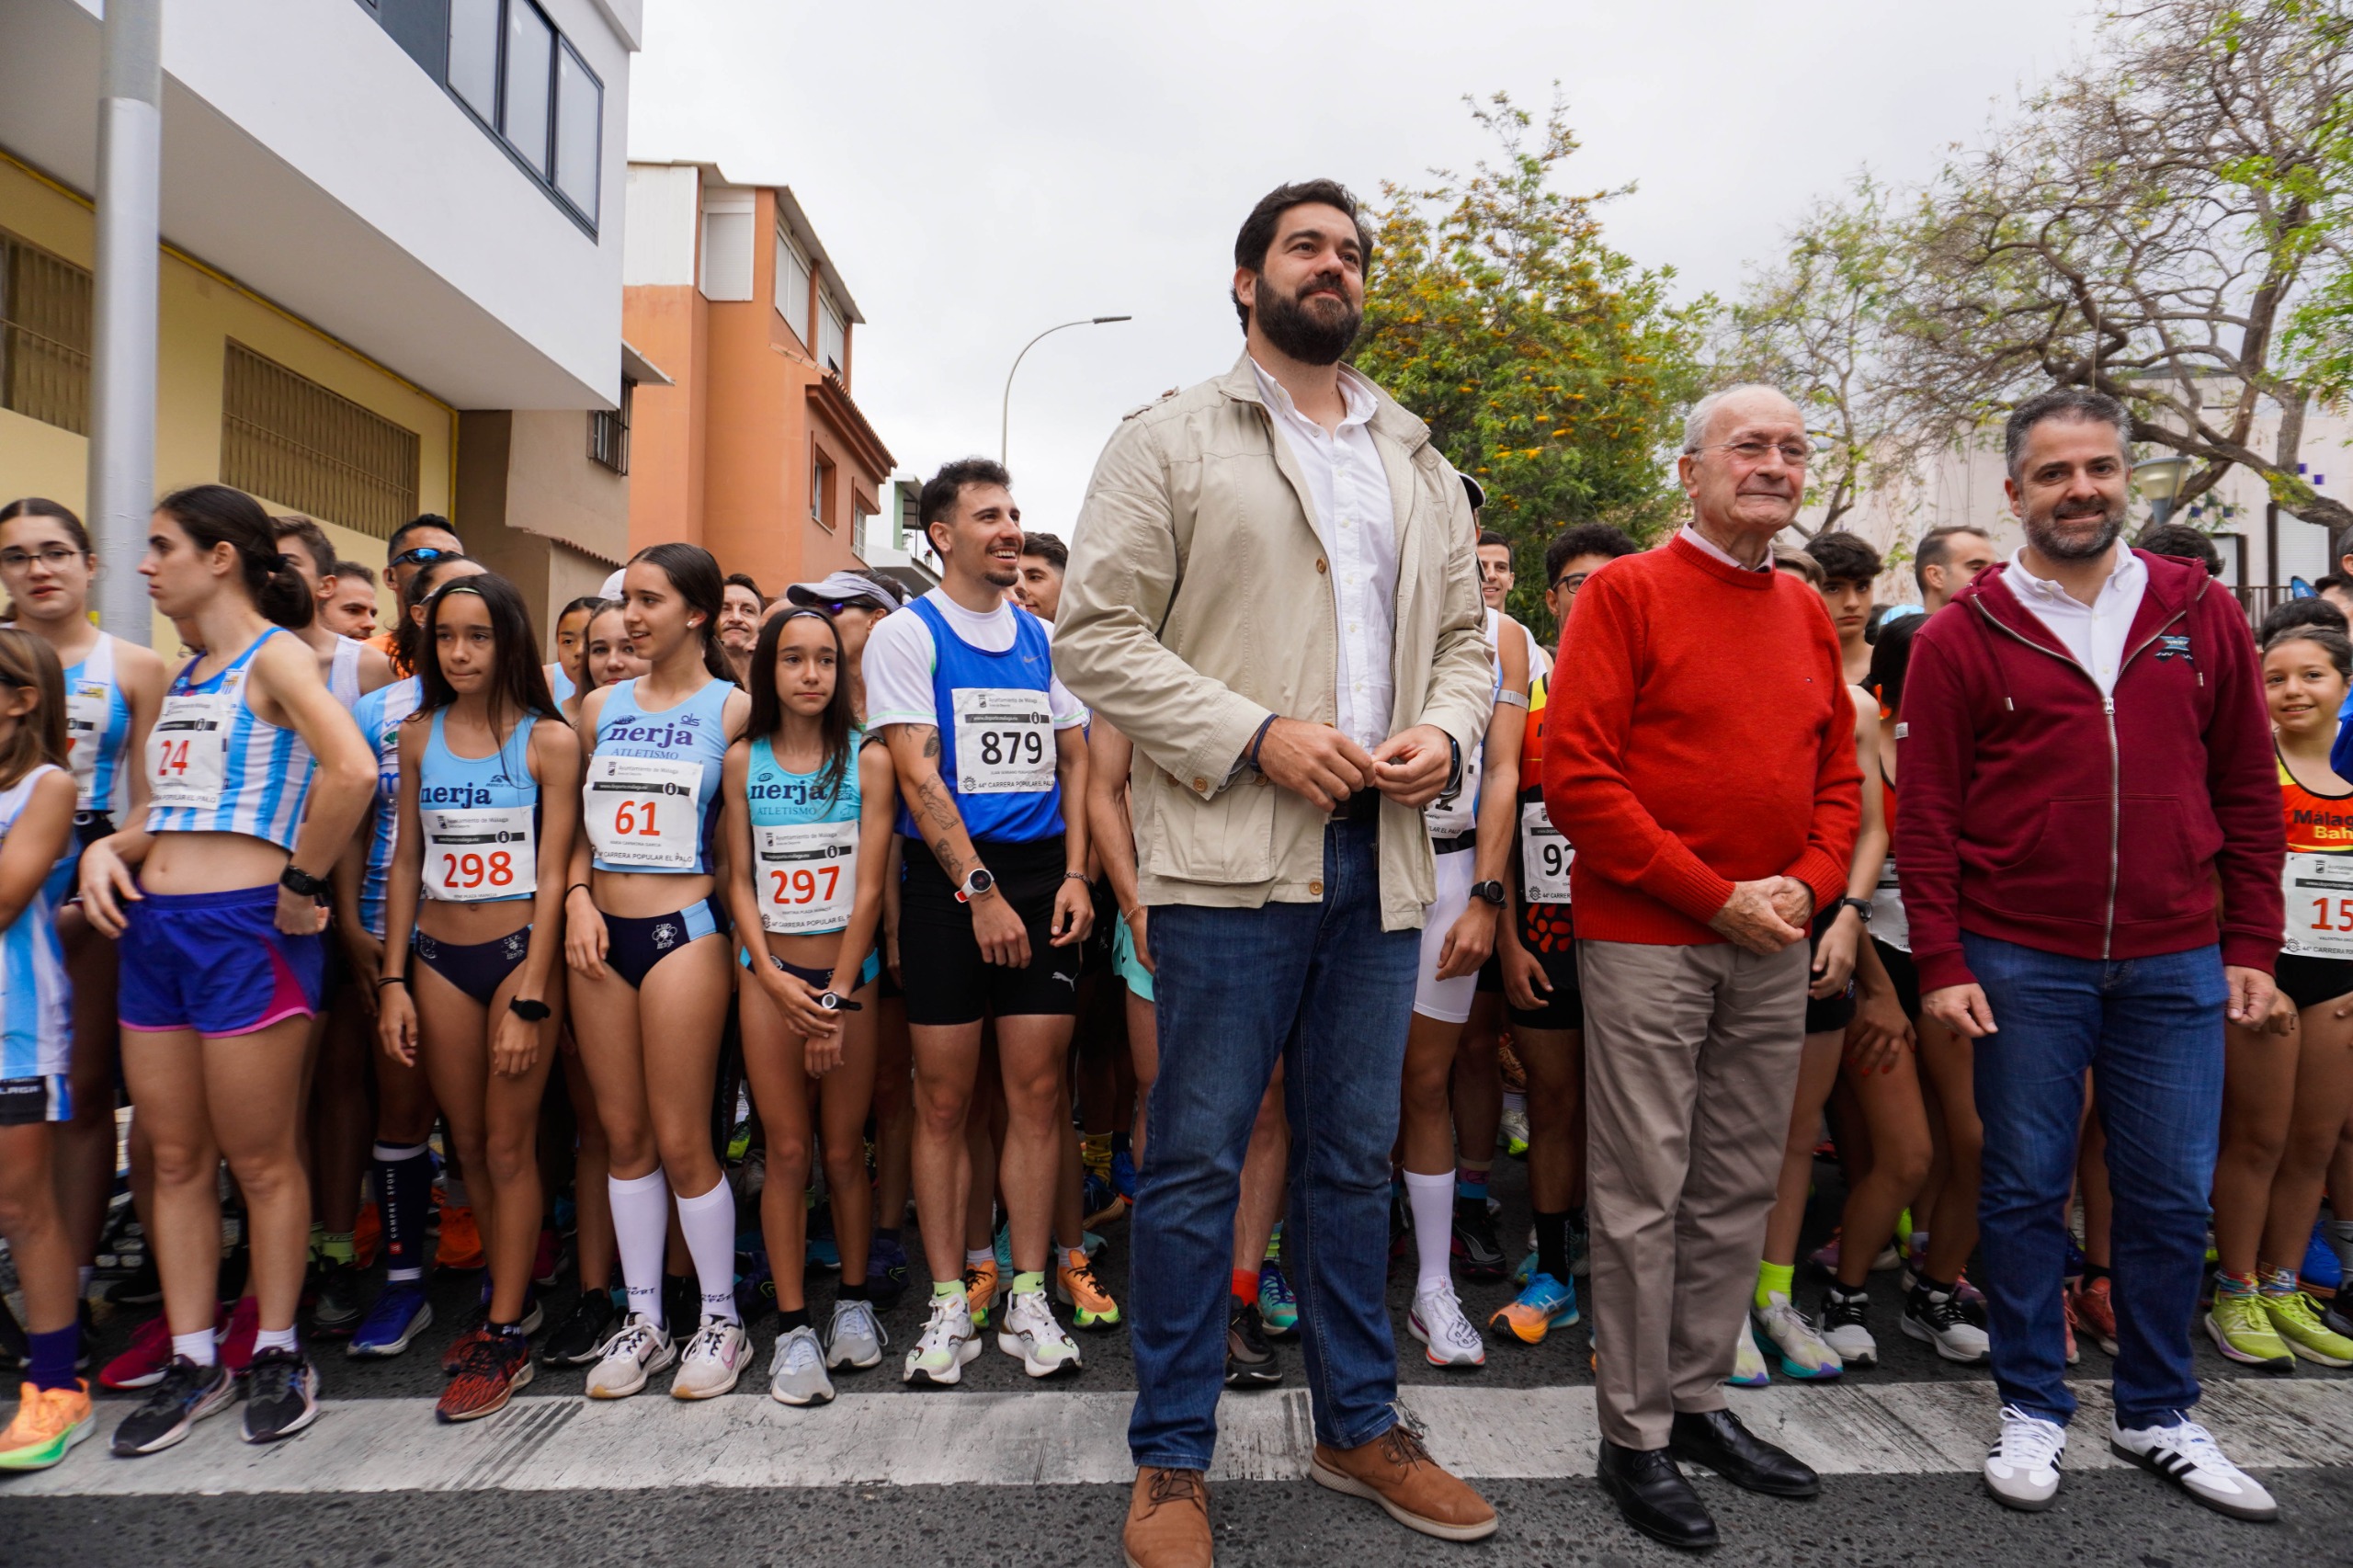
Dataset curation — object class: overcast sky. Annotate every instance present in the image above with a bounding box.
[630,0,2099,541]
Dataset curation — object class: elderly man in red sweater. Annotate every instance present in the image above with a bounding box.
[1543,383,1860,1552]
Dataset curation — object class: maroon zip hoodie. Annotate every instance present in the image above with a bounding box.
[1896,549,2284,994]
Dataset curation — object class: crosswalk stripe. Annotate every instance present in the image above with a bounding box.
[9,1378,2351,1496]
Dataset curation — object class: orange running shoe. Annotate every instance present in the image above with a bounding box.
[436,1199,484,1271]
[961,1259,1000,1329]
[436,1331,533,1423]
[1056,1248,1121,1329]
[0,1380,96,1471]
[2068,1275,2119,1356]
[351,1201,382,1270]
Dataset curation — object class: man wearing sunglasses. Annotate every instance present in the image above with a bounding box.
[369,516,465,657]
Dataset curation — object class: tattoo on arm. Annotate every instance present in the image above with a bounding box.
[915,724,942,762]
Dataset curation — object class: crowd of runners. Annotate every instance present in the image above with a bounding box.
[0,176,2348,1565]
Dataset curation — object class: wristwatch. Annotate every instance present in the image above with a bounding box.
[818,991,864,1014]
[954,867,996,904]
[507,997,551,1022]
[278,863,329,899]
[1837,896,1873,924]
[1469,880,1507,909]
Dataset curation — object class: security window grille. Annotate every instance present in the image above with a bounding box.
[589,377,632,474]
[0,229,93,436]
[221,342,420,540]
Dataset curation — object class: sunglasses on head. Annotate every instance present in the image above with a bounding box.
[391,545,456,568]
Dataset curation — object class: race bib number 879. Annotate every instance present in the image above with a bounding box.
[951,687,1054,795]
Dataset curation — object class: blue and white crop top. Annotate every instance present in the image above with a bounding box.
[585,677,732,875]
[417,710,542,904]
[143,630,314,850]
[351,676,422,937]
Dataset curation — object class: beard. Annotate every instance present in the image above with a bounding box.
[2023,494,2125,562]
[1254,273,1361,366]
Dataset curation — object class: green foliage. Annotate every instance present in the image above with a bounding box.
[1352,90,1710,636]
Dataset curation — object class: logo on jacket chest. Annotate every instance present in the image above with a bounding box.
[2153,634,2194,665]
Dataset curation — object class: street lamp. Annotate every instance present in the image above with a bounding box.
[1001,316,1132,465]
[2133,454,2193,527]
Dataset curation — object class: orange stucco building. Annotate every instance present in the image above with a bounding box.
[620,161,893,597]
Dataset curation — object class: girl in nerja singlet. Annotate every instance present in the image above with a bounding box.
[565,543,752,1403]
[375,573,579,1422]
[543,593,602,710]
[0,498,165,1335]
[719,608,894,1404]
[76,485,374,1455]
[0,630,93,1470]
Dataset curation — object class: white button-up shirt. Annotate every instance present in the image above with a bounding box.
[1677,521,1774,572]
[1250,358,1399,754]
[2005,545,2147,696]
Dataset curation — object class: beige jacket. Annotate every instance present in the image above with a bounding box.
[1054,352,1492,931]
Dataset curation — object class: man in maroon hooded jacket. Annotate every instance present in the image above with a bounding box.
[1899,388,2285,1523]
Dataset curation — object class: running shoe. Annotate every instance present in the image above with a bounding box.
[2258,1290,2353,1368]
[824,1298,886,1370]
[106,1253,163,1308]
[1056,1251,1121,1329]
[1408,1282,1486,1369]
[769,1323,835,1405]
[242,1346,320,1444]
[1083,1170,1129,1229]
[2063,1303,2080,1366]
[441,1318,495,1376]
[2109,1415,2277,1521]
[309,1262,365,1339]
[1726,1320,1770,1388]
[219,1296,260,1374]
[2068,1275,2119,1356]
[435,1200,484,1271]
[998,1288,1083,1379]
[1497,1103,1529,1159]
[2302,1222,2344,1297]
[867,1234,910,1309]
[1902,1281,1991,1364]
[903,1291,981,1386]
[351,1201,381,1271]
[1489,1271,1578,1345]
[532,1229,564,1290]
[1806,1229,1904,1275]
[672,1316,752,1400]
[2204,1290,2293,1372]
[541,1288,617,1367]
[100,1309,223,1391]
[347,1281,433,1360]
[0,1299,24,1370]
[1569,1210,1590,1279]
[1109,1146,1136,1203]
[1257,1263,1299,1338]
[1449,1204,1508,1282]
[1224,1296,1280,1387]
[2327,1298,2353,1342]
[111,1356,238,1457]
[437,1329,534,1423]
[1754,1291,1843,1381]
[0,1381,95,1471]
[583,1313,676,1399]
[1983,1404,2065,1511]
[1819,1284,1878,1369]
[993,1222,1012,1278]
[807,1235,841,1272]
[962,1259,1001,1329]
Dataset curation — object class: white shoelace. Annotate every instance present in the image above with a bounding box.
[917,1296,969,1355]
[1994,1406,2065,1468]
[1419,1287,1481,1352]
[685,1320,738,1363]
[605,1321,655,1362]
[779,1328,824,1373]
[833,1300,884,1346]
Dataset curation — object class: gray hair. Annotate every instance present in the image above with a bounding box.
[1682,384,1795,454]
[2003,387,2131,480]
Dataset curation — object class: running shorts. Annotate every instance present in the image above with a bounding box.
[2276,951,2353,1012]
[1111,913,1153,1004]
[1413,840,1479,1024]
[1804,905,1857,1036]
[0,1074,71,1125]
[1873,938,1919,1021]
[119,885,324,1037]
[1505,933,1582,1031]
[899,836,1082,1027]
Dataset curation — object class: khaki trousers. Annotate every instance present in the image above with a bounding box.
[1577,937,1809,1449]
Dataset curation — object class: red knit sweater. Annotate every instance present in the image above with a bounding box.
[1540,534,1861,945]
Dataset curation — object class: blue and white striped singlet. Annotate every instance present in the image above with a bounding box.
[143,628,316,850]
[0,764,72,1080]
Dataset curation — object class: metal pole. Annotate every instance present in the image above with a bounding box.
[88,0,164,643]
[1000,315,1131,466]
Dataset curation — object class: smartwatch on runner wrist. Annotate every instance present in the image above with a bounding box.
[954,868,995,903]
[817,991,864,1014]
[1469,880,1507,909]
[278,863,328,899]
[1836,896,1873,924]
[507,997,551,1022]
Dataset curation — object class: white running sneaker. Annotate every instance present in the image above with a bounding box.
[767,1324,835,1406]
[903,1290,982,1386]
[2109,1415,2278,1521]
[583,1313,675,1400]
[1726,1318,1770,1388]
[1754,1292,1844,1381]
[1902,1282,1992,1363]
[1408,1283,1486,1369]
[1984,1405,2065,1511]
[824,1298,886,1370]
[671,1315,751,1400]
[997,1288,1084,1378]
[1819,1286,1880,1369]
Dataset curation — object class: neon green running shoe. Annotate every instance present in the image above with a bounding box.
[2205,1290,2293,1371]
[2258,1290,2353,1369]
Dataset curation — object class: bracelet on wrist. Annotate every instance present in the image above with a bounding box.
[376,975,408,989]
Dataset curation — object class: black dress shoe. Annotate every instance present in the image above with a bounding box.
[1669,1408,1821,1498]
[1597,1439,1720,1551]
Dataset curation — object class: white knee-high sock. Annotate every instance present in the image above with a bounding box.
[608,1169,671,1328]
[1404,1169,1455,1294]
[675,1178,740,1325]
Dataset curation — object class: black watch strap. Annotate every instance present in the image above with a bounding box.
[508,997,551,1022]
[279,863,328,899]
[1837,895,1873,923]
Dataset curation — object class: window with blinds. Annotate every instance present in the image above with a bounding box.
[0,229,93,436]
[221,342,420,540]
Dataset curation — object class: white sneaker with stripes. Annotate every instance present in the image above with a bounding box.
[2109,1415,2277,1521]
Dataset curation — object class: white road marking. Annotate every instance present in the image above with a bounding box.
[8,1378,2351,1496]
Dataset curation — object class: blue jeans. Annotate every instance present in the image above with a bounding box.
[1127,818,1417,1470]
[1966,933,2225,1429]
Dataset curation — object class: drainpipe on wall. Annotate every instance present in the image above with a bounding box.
[87,0,163,642]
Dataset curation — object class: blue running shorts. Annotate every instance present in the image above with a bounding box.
[119,885,325,1037]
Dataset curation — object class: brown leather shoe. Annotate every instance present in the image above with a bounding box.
[1122,1466,1212,1568]
[1311,1423,1498,1541]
